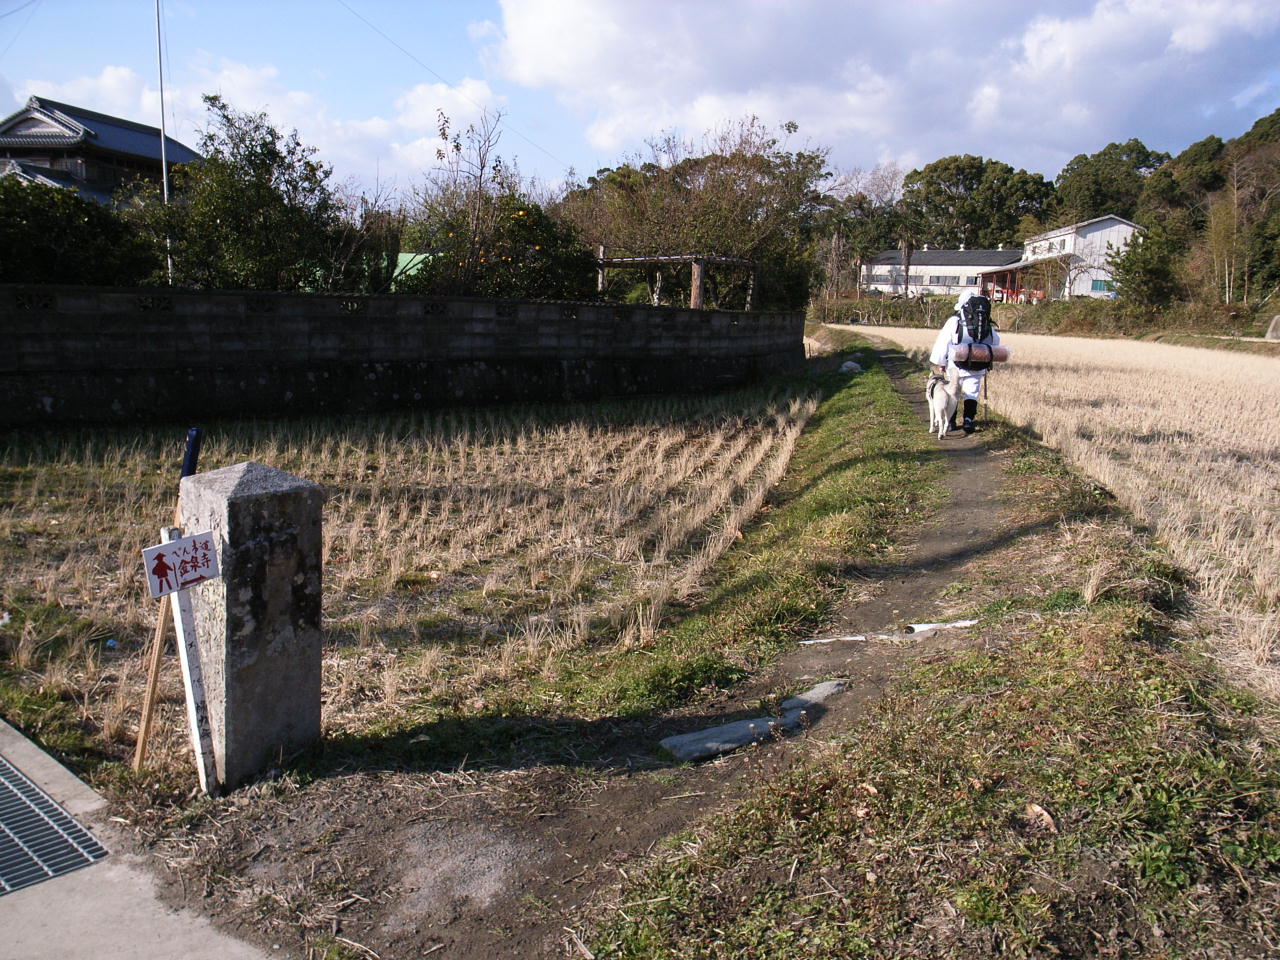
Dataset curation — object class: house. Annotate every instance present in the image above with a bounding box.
[862,247,1023,297]
[861,214,1142,303]
[980,215,1141,302]
[0,95,200,205]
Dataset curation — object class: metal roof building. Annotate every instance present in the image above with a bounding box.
[863,247,1022,298]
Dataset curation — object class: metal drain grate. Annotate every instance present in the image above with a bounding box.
[0,754,108,896]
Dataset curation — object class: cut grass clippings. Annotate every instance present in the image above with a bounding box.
[589,396,1280,960]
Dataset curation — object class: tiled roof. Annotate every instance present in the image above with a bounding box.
[870,249,1023,267]
[0,96,200,164]
[0,159,118,205]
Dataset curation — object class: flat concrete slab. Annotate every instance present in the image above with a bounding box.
[0,719,273,960]
[660,680,848,762]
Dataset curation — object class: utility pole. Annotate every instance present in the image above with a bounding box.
[155,0,174,285]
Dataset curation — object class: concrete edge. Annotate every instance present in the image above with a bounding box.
[0,716,107,818]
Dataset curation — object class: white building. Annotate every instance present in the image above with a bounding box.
[862,247,1023,298]
[980,215,1142,301]
[861,215,1142,303]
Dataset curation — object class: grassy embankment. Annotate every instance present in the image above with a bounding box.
[1,331,947,788]
[588,396,1280,958]
[871,324,1280,701]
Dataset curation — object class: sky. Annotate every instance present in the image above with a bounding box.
[3,0,1279,198]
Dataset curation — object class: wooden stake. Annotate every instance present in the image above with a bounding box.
[132,427,202,773]
[131,597,171,772]
[689,258,705,310]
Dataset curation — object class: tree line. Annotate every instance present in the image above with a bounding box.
[3,92,1278,314]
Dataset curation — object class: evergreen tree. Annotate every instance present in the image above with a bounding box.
[1055,139,1169,222]
[1107,227,1180,305]
[120,95,346,291]
[0,178,157,285]
[900,155,1053,248]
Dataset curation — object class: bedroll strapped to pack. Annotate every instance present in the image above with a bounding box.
[954,294,994,371]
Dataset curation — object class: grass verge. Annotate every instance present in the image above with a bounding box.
[587,408,1280,959]
[554,335,945,712]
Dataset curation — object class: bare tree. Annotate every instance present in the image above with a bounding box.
[406,109,523,292]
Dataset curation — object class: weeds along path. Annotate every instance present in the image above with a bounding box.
[865,324,1280,696]
[587,341,1280,960]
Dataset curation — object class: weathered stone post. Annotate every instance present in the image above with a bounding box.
[179,461,324,790]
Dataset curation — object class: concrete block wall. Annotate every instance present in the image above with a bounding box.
[0,285,805,424]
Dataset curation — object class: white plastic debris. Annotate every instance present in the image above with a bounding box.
[904,618,979,634]
[800,634,866,645]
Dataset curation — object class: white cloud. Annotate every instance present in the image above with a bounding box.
[15,1,1280,194]
[1233,81,1273,110]
[489,0,1280,180]
[466,19,499,42]
[1162,0,1279,53]
[395,78,500,132]
[21,64,154,117]
[0,73,18,113]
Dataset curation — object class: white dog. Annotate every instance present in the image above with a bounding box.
[926,368,961,439]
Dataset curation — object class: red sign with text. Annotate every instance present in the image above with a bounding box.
[142,532,220,598]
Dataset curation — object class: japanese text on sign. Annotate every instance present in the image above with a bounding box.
[142,532,220,598]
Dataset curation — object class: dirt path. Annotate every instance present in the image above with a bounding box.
[146,346,1016,960]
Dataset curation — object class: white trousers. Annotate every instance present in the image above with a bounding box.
[946,365,986,400]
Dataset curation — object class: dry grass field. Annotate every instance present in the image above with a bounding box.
[0,388,817,772]
[869,324,1280,691]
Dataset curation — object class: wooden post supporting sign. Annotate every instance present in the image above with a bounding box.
[163,527,218,795]
[133,428,212,785]
[139,525,221,794]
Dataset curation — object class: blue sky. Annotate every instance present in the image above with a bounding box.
[3,0,1279,198]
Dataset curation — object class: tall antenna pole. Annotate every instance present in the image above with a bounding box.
[155,0,174,284]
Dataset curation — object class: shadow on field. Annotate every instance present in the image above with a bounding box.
[298,695,837,782]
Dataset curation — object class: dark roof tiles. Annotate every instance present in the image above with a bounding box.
[0,96,200,164]
[0,158,117,204]
[871,249,1023,267]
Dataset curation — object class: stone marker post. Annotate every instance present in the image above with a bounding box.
[180,461,324,790]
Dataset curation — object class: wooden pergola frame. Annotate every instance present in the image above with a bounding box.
[596,251,756,310]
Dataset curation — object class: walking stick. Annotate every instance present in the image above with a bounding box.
[133,427,203,772]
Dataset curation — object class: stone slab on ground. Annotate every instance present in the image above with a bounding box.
[780,679,848,711]
[660,680,848,761]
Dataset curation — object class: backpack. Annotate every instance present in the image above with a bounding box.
[954,295,994,371]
